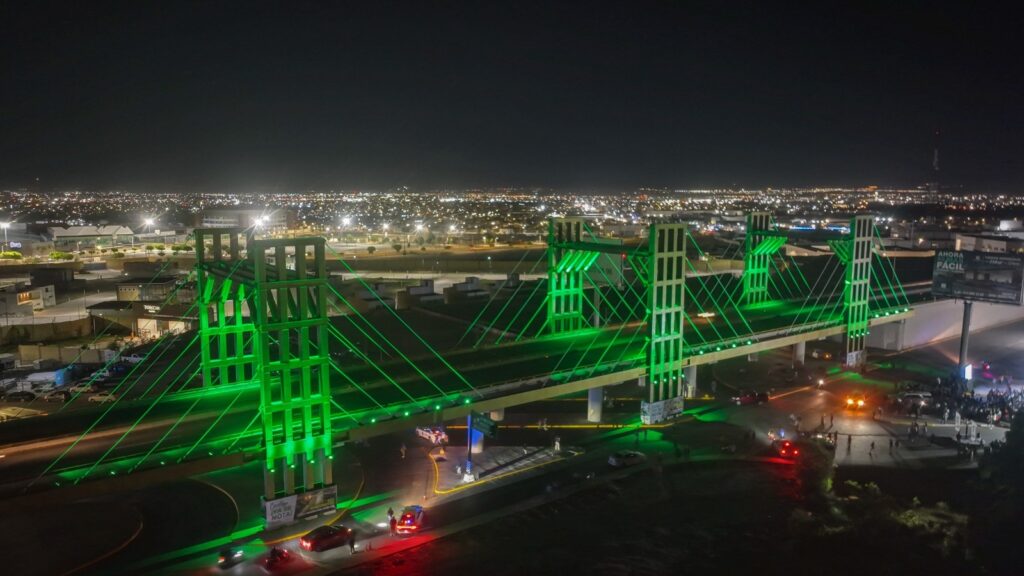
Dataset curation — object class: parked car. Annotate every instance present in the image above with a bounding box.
[811,349,833,360]
[396,505,427,535]
[608,450,647,468]
[69,383,96,394]
[122,354,146,364]
[42,390,72,403]
[5,390,37,402]
[299,524,353,552]
[88,392,118,403]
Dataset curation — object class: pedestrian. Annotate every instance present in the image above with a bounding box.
[820,415,825,429]
[387,506,394,525]
[830,413,834,427]
[400,443,407,459]
[389,516,398,537]
[847,434,852,448]
[889,438,893,451]
[349,532,356,554]
[895,438,901,448]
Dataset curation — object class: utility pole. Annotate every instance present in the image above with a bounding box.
[958,300,973,385]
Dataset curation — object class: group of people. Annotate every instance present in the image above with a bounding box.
[891,376,1023,428]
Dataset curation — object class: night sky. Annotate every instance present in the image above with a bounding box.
[2,1,1022,192]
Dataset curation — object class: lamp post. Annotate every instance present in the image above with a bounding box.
[1,222,9,252]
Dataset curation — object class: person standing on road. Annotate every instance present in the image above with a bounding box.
[389,515,398,537]
[349,532,357,554]
[830,413,834,427]
[387,507,394,526]
[870,441,875,453]
[400,443,407,459]
[889,438,893,451]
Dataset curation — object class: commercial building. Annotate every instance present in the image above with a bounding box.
[0,281,57,317]
[49,225,134,250]
[198,207,295,231]
[116,276,181,302]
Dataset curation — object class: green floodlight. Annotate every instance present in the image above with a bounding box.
[731,343,737,348]
[464,398,471,405]
[435,404,441,411]
[109,470,116,476]
[699,350,705,355]
[329,455,335,460]
[370,417,377,424]
[403,410,410,417]
[716,346,722,351]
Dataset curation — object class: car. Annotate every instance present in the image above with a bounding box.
[608,450,647,468]
[299,524,353,552]
[811,349,833,360]
[88,392,118,403]
[733,390,758,405]
[69,383,96,394]
[217,546,244,569]
[42,390,72,403]
[260,547,293,571]
[415,426,449,445]
[395,505,426,535]
[122,354,146,364]
[773,440,800,459]
[5,390,36,402]
[845,392,866,410]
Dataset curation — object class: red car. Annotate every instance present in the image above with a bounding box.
[300,524,353,552]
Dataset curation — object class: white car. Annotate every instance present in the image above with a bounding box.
[122,354,146,364]
[69,384,96,394]
[88,392,118,403]
[607,450,647,468]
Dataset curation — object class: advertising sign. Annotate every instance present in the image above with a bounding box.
[641,395,685,424]
[933,250,1024,306]
[294,484,337,519]
[265,484,338,529]
[265,494,297,529]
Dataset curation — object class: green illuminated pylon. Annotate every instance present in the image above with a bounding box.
[647,223,687,402]
[196,231,334,501]
[743,212,785,306]
[547,218,588,333]
[195,228,257,390]
[251,238,333,498]
[842,216,873,367]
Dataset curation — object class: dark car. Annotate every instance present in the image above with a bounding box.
[43,390,72,403]
[396,505,426,535]
[5,391,36,402]
[773,440,800,459]
[299,524,352,552]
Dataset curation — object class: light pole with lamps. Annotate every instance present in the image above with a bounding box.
[1,222,9,252]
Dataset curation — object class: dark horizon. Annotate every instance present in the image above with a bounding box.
[2,1,1022,193]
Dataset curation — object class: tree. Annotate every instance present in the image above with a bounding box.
[366,246,376,255]
[392,243,403,255]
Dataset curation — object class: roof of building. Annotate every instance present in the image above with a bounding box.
[117,276,179,285]
[49,225,134,238]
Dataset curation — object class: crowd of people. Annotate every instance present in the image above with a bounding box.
[892,375,1023,427]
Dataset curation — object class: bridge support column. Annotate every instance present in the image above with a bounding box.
[684,365,697,398]
[792,341,806,367]
[319,448,333,486]
[587,386,604,423]
[302,453,315,491]
[282,461,296,495]
[263,463,276,500]
[489,408,505,422]
[467,414,485,454]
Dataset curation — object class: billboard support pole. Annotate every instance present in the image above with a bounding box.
[958,300,973,382]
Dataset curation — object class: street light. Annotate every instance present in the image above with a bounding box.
[0,222,8,252]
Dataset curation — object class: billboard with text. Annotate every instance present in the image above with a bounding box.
[933,250,1024,306]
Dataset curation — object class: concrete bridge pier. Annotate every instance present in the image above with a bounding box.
[587,386,603,423]
[792,341,806,367]
[684,365,697,398]
[263,463,276,501]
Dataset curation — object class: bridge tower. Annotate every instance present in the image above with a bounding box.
[646,223,688,402]
[196,232,334,507]
[742,212,787,306]
[545,218,692,421]
[547,217,589,333]
[828,216,874,367]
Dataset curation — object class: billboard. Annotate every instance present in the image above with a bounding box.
[264,484,338,529]
[933,250,1024,306]
[641,395,685,425]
